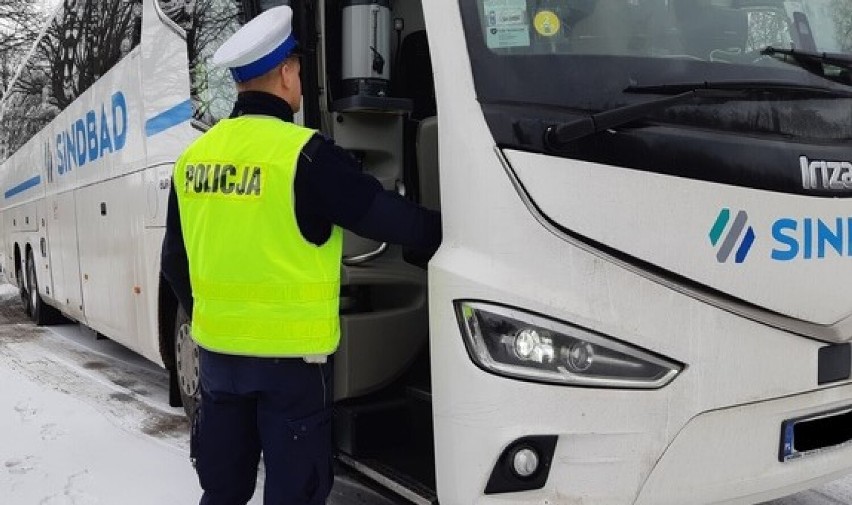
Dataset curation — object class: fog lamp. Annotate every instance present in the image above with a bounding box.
[511,447,540,478]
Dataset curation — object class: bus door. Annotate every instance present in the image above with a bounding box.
[318,2,434,384]
[75,178,141,345]
[45,191,85,322]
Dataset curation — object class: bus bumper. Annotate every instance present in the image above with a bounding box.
[632,382,852,505]
[453,382,852,505]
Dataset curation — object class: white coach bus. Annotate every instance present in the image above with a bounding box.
[2,0,852,503]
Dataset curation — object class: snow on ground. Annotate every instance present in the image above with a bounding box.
[0,280,850,505]
[0,289,219,504]
[0,285,396,505]
[0,359,199,504]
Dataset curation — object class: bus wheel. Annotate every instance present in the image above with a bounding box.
[27,250,61,325]
[174,305,200,421]
[16,258,30,317]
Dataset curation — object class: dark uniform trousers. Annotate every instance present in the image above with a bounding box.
[194,348,334,505]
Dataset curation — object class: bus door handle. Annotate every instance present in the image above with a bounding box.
[100,202,107,216]
[343,242,387,267]
[341,181,405,267]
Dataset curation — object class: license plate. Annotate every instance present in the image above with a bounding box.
[780,405,852,462]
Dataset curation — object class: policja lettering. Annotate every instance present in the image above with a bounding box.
[184,163,263,196]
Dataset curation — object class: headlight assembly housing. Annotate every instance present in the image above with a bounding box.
[455,301,683,389]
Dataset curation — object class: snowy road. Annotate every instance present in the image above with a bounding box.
[0,288,397,505]
[0,285,850,505]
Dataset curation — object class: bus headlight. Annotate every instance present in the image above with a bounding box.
[456,301,683,389]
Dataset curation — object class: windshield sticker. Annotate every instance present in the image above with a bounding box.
[483,0,531,49]
[533,10,560,37]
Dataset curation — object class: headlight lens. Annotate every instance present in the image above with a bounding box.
[456,301,683,389]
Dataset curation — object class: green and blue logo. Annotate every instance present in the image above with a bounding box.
[709,209,756,263]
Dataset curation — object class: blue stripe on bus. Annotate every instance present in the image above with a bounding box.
[145,100,193,137]
[4,176,41,199]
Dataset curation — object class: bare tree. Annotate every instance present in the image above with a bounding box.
[832,0,852,52]
[24,0,141,111]
[0,0,45,95]
[1,0,142,160]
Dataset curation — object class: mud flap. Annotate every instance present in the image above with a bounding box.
[168,368,183,408]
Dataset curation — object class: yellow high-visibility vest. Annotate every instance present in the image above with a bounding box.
[173,116,343,357]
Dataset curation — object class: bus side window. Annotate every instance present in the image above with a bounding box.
[45,0,142,110]
[0,6,66,158]
[158,0,308,126]
[131,0,144,50]
[744,9,793,54]
[0,0,143,163]
[89,2,137,87]
[166,0,242,126]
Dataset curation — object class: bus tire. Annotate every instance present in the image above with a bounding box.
[26,250,63,326]
[16,255,30,317]
[174,304,200,422]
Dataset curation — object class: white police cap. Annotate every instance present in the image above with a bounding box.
[212,6,299,83]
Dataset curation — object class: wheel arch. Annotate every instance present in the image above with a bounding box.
[24,242,35,268]
[158,273,178,371]
[13,242,22,276]
[158,275,185,408]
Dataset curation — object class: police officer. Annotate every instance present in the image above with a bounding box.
[160,6,441,505]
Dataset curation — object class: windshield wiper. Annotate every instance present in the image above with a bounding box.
[543,81,852,151]
[624,80,852,97]
[762,46,852,68]
[761,46,852,84]
[543,90,699,151]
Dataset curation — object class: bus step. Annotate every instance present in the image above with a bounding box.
[335,399,409,457]
[337,453,438,505]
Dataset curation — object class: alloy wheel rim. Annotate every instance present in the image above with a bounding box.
[175,323,199,397]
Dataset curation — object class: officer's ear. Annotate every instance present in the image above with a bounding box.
[279,58,299,92]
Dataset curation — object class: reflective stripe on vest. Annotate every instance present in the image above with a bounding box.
[173,116,343,357]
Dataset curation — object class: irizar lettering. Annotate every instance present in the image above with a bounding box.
[184,164,263,196]
[800,156,852,191]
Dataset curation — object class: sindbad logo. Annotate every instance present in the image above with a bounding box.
[709,209,756,264]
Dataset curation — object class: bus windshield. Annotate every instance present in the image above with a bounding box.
[460,0,852,141]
